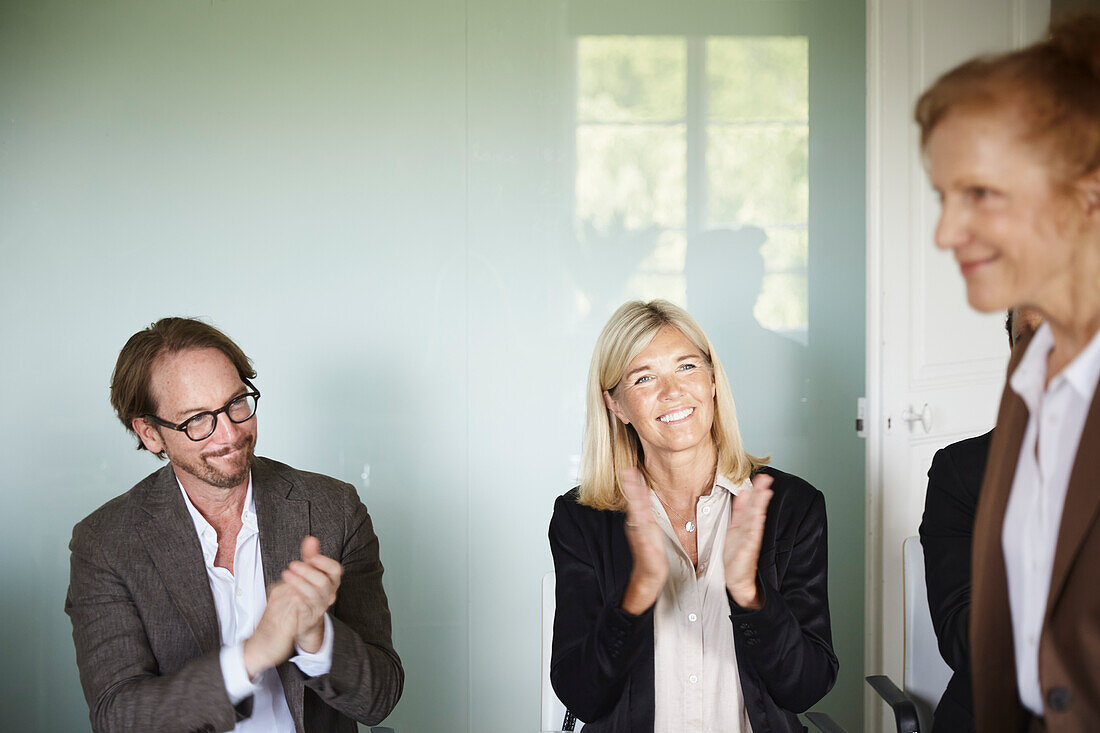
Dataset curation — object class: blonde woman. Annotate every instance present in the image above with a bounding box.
[549,300,836,732]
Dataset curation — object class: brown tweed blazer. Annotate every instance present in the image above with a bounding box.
[971,331,1100,731]
[65,456,403,733]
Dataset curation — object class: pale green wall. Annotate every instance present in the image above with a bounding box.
[0,1,865,731]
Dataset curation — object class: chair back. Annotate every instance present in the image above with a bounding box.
[903,536,954,730]
[542,572,582,731]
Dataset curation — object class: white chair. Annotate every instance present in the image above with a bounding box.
[864,535,955,733]
[901,535,954,728]
[810,536,955,733]
[542,571,582,732]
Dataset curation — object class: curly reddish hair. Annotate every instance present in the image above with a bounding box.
[915,11,1100,187]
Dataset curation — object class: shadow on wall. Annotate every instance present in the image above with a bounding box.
[685,227,809,458]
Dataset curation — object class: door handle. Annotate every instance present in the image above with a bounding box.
[902,403,933,433]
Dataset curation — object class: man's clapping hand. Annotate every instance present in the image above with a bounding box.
[242,536,343,679]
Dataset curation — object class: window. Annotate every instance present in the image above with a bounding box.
[576,35,809,343]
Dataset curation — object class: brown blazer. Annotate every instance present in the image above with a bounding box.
[65,456,403,733]
[971,331,1100,731]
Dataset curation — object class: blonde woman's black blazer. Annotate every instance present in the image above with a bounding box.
[548,466,837,733]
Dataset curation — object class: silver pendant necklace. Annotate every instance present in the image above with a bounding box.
[655,490,696,533]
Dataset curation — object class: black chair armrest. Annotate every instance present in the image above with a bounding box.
[805,711,849,732]
[865,675,921,733]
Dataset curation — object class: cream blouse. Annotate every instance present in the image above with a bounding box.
[650,474,754,733]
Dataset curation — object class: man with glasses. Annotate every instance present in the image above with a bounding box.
[65,317,403,732]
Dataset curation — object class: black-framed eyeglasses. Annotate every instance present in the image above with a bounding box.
[143,380,261,442]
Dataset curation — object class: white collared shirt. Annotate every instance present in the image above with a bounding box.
[651,474,753,733]
[177,474,334,731]
[1002,323,1100,715]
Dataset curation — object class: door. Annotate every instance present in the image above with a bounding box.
[866,0,1049,730]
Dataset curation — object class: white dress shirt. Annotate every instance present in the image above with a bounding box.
[177,474,334,732]
[650,474,753,733]
[1002,323,1100,715]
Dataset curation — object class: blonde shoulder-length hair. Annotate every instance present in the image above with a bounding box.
[578,299,767,511]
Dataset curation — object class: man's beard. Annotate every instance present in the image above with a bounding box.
[168,434,256,489]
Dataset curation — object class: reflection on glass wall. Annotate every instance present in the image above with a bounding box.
[1,1,863,729]
[706,37,808,342]
[575,32,811,457]
[575,35,808,343]
[575,37,688,313]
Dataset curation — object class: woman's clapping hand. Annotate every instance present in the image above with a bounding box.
[723,473,773,610]
[619,468,669,615]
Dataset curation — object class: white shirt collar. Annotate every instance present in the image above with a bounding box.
[713,472,751,497]
[1061,324,1100,399]
[1010,322,1100,408]
[1010,323,1054,411]
[176,473,257,563]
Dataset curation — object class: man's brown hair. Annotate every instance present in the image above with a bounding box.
[110,317,257,454]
